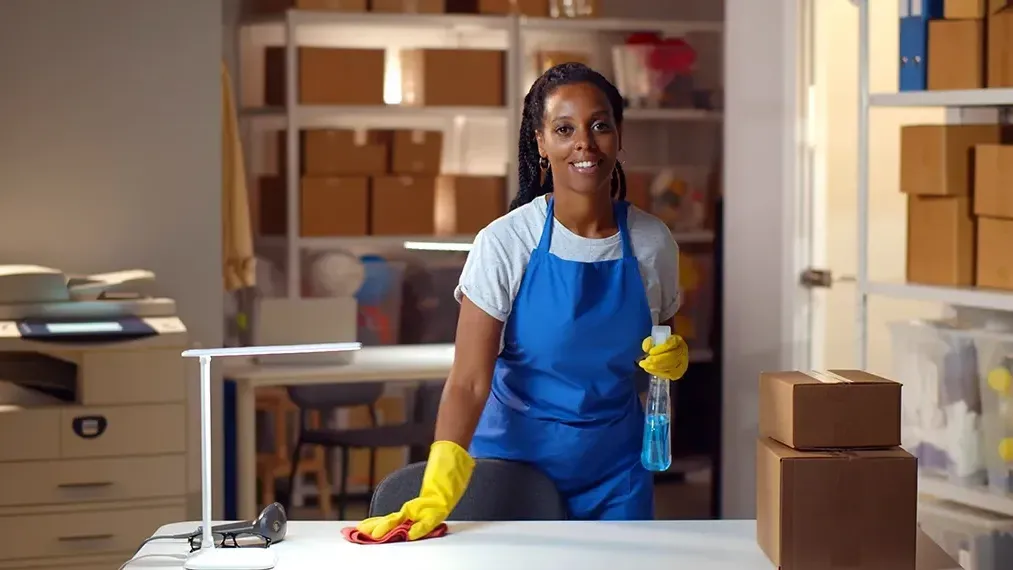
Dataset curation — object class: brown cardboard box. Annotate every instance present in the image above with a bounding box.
[400,49,505,107]
[989,0,1013,14]
[756,437,918,570]
[434,175,506,234]
[371,176,437,235]
[988,10,1013,87]
[476,0,550,16]
[300,177,369,236]
[900,125,1001,196]
[265,47,385,106]
[371,0,446,12]
[759,370,901,450]
[281,129,390,176]
[976,217,1013,289]
[907,195,976,286]
[257,176,287,236]
[973,144,1013,217]
[946,0,986,18]
[391,130,443,174]
[928,19,985,90]
[252,0,367,12]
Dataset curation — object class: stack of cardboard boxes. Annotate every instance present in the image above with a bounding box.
[900,124,1013,290]
[757,370,918,570]
[900,0,1013,91]
[258,129,506,238]
[253,0,555,17]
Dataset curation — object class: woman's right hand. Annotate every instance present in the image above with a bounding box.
[355,440,475,541]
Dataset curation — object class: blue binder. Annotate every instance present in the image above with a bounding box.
[899,0,944,92]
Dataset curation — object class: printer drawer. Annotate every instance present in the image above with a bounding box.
[60,403,186,459]
[0,455,186,507]
[0,503,185,562]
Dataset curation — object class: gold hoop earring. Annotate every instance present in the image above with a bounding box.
[539,156,549,169]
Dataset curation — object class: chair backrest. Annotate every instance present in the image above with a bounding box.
[286,383,384,411]
[368,458,568,521]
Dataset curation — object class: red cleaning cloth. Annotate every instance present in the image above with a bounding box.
[341,521,449,544]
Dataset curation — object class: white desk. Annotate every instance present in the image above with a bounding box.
[223,344,455,520]
[123,520,960,570]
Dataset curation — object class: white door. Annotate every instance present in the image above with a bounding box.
[794,0,946,375]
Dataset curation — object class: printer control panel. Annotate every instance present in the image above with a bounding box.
[0,321,17,339]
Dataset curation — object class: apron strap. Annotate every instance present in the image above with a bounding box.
[615,201,634,260]
[536,195,556,252]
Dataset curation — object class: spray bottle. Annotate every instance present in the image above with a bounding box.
[641,325,673,472]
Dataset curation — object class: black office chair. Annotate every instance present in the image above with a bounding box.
[368,458,568,520]
[285,383,440,519]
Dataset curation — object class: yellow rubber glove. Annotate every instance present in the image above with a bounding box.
[356,440,475,541]
[639,334,689,381]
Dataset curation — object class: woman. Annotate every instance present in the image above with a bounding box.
[357,62,688,540]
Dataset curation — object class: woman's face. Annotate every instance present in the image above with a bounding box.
[536,82,620,198]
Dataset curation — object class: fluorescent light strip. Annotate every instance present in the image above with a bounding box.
[403,240,473,252]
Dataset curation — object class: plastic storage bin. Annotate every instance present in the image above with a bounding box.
[918,498,1013,570]
[889,319,985,485]
[970,328,1013,494]
[355,257,407,346]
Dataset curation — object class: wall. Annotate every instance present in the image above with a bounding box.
[721,0,799,518]
[0,0,223,516]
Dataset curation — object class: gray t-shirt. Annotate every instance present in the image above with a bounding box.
[454,197,681,336]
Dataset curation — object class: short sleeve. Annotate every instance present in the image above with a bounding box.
[657,235,681,323]
[454,228,514,322]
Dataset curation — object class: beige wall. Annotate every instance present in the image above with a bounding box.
[0,0,224,516]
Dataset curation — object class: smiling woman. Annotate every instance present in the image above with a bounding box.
[355,62,690,542]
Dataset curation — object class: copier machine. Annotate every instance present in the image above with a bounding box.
[0,265,191,569]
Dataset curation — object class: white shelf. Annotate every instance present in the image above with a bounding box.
[244,10,510,31]
[870,88,1013,108]
[243,105,510,121]
[518,15,723,34]
[624,108,722,122]
[863,282,1013,312]
[918,475,1013,518]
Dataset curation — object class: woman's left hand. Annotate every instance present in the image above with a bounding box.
[638,334,689,381]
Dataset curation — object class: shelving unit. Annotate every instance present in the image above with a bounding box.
[854,2,1013,519]
[237,8,725,299]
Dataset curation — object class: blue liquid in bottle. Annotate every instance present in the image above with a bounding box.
[641,325,673,472]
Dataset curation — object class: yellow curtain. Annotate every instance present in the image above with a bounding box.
[221,61,256,291]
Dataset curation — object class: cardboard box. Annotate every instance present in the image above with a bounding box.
[988,10,1013,87]
[976,217,1013,289]
[400,49,505,107]
[371,176,437,235]
[928,19,985,90]
[257,176,287,236]
[265,47,385,106]
[371,0,445,12]
[756,437,918,570]
[281,129,390,176]
[907,195,975,286]
[391,130,443,174]
[989,0,1013,13]
[434,175,506,234]
[300,177,369,236]
[252,0,367,12]
[759,370,902,450]
[945,0,986,17]
[973,144,1013,217]
[475,0,549,16]
[900,125,1001,196]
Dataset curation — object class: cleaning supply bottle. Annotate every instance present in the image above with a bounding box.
[641,325,673,472]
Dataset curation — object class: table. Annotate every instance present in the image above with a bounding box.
[123,520,960,570]
[223,344,455,520]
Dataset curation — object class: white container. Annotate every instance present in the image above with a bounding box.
[969,328,1013,494]
[918,497,1013,570]
[889,319,985,486]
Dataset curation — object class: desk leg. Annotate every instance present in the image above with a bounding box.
[236,381,258,521]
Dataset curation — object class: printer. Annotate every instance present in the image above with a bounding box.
[0,265,191,567]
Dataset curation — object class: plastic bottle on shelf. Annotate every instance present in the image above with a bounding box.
[641,325,673,472]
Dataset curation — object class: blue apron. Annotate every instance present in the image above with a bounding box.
[469,196,655,520]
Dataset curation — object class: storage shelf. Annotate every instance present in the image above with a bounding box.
[244,10,510,30]
[518,15,723,34]
[243,105,510,121]
[863,282,1013,312]
[918,475,1013,518]
[870,88,1013,108]
[624,108,722,122]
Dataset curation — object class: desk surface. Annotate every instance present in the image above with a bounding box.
[222,344,455,386]
[127,520,960,570]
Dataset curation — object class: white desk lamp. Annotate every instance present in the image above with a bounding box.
[181,342,362,570]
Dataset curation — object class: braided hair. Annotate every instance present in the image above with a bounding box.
[509,62,628,211]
